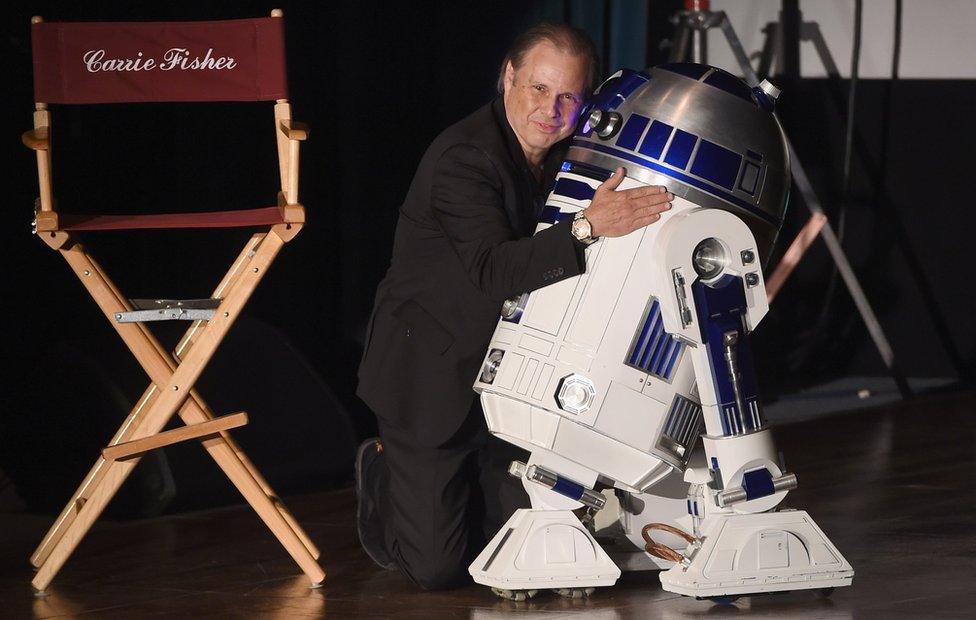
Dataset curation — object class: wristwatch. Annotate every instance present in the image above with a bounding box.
[571,209,598,246]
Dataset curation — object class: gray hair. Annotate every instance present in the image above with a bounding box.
[496,22,599,94]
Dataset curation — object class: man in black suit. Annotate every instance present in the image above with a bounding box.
[356,23,674,589]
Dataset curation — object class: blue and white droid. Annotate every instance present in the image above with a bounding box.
[469,63,854,600]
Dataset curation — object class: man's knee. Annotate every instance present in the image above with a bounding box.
[404,552,471,591]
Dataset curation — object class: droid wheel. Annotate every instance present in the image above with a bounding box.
[819,587,835,598]
[707,595,740,605]
[490,587,538,601]
[553,587,596,599]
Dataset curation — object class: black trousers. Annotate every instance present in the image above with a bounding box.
[375,400,529,590]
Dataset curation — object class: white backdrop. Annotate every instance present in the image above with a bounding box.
[707,0,976,79]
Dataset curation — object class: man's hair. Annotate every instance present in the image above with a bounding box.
[496,23,599,94]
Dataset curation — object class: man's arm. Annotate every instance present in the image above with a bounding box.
[430,143,585,302]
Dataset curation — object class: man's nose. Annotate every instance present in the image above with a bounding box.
[543,95,560,118]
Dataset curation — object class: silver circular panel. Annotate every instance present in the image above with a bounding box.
[501,297,520,319]
[480,349,504,384]
[692,237,729,281]
[556,374,596,415]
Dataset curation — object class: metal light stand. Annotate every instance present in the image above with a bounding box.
[667,0,912,399]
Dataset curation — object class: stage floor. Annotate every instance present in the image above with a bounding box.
[2,388,973,618]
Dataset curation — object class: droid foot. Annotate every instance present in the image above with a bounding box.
[470,509,620,592]
[660,510,853,599]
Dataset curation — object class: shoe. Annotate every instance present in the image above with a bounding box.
[355,438,397,570]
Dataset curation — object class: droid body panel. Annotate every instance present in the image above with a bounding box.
[469,64,853,599]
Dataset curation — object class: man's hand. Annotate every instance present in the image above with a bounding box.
[585,167,673,238]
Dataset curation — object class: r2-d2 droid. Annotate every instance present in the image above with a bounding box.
[469,63,853,600]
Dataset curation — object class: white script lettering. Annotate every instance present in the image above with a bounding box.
[81,48,237,73]
[83,50,155,72]
[159,48,237,71]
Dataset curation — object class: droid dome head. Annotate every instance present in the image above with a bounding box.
[569,62,790,260]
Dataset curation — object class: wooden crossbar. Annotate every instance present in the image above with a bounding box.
[102,412,248,461]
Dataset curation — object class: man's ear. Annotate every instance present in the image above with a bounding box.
[504,61,516,91]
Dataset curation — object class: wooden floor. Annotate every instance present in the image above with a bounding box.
[2,388,974,618]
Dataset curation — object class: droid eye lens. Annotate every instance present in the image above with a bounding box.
[587,109,604,129]
[587,109,622,140]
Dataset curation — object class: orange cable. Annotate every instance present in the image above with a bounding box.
[642,522,695,563]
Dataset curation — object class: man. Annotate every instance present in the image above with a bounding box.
[356,23,673,590]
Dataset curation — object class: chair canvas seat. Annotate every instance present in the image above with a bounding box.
[22,10,324,593]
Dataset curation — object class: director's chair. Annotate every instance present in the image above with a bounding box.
[21,10,325,592]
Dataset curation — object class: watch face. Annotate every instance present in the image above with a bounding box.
[572,216,591,240]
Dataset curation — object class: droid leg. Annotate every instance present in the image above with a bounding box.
[594,467,697,571]
[652,210,853,598]
[658,434,854,598]
[468,453,620,594]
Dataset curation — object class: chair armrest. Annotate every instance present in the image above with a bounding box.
[279,120,309,141]
[22,127,50,150]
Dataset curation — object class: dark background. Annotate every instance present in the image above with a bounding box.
[1,1,971,518]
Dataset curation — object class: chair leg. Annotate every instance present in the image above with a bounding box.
[164,239,323,562]
[165,234,321,561]
[175,395,321,560]
[217,431,322,560]
[196,433,325,584]
[30,457,123,570]
[32,456,143,592]
[30,382,163,568]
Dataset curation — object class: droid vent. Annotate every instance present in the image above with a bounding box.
[626,298,684,382]
[661,393,703,453]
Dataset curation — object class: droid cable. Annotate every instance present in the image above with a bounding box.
[642,522,697,564]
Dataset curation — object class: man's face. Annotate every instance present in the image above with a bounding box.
[503,42,588,164]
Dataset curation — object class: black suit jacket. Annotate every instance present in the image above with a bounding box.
[357,97,585,447]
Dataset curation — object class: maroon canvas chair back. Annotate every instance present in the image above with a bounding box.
[31,17,288,104]
[24,13,307,234]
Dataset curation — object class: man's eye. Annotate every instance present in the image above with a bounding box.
[533,84,546,92]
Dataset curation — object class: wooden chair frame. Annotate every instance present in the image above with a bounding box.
[21,10,325,593]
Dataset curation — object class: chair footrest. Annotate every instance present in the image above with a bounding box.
[116,298,222,323]
[102,412,248,461]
